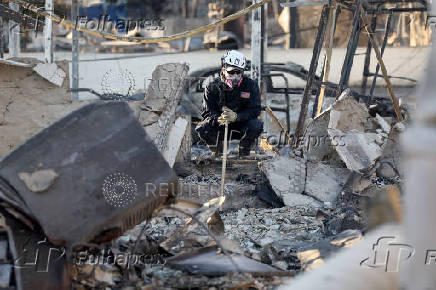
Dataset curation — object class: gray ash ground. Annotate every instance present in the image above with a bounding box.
[72,157,402,289]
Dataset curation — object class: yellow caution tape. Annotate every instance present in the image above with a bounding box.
[12,0,272,44]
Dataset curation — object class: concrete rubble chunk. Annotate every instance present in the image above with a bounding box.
[378,122,405,177]
[329,89,376,133]
[375,114,391,134]
[302,109,338,162]
[33,63,66,87]
[143,63,189,151]
[139,111,159,126]
[376,162,397,178]
[322,90,392,172]
[305,162,351,203]
[327,129,384,173]
[142,99,167,114]
[260,156,318,207]
[163,117,189,168]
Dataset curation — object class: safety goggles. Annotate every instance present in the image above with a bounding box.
[226,69,243,75]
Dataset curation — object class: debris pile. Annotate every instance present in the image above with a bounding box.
[260,89,406,211]
[129,63,191,167]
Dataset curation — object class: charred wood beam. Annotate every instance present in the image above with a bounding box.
[294,4,330,144]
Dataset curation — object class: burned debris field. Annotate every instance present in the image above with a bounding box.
[0,0,434,289]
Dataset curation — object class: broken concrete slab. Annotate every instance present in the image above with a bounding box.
[327,128,384,173]
[375,114,391,134]
[0,58,87,157]
[378,122,405,177]
[142,98,167,114]
[305,162,351,203]
[163,117,189,168]
[260,156,315,207]
[143,63,189,152]
[138,111,159,126]
[301,109,338,162]
[33,63,66,87]
[329,89,377,133]
[376,162,398,178]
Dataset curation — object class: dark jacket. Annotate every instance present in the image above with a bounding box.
[200,75,261,125]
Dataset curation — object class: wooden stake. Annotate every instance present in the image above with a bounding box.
[220,121,229,199]
[362,12,403,122]
[265,106,292,145]
[316,5,337,117]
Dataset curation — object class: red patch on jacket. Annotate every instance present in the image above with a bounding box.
[240,92,250,98]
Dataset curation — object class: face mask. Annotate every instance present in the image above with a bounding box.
[224,70,242,88]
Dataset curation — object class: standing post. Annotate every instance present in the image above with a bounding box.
[314,5,338,117]
[294,5,330,143]
[337,0,363,95]
[362,11,402,122]
[251,0,263,90]
[368,13,393,102]
[71,0,79,101]
[44,0,53,63]
[0,10,3,58]
[289,3,297,48]
[8,1,19,58]
[361,14,377,95]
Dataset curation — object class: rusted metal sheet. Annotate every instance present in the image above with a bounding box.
[0,102,178,246]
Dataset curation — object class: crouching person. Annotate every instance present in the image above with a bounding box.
[195,50,263,156]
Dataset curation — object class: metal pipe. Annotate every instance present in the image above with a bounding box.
[71,0,79,101]
[361,14,377,95]
[369,13,393,101]
[294,4,330,143]
[338,0,363,94]
[44,0,53,63]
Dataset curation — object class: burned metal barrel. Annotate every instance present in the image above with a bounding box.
[0,102,178,246]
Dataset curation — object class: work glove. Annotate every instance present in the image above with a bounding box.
[218,106,237,126]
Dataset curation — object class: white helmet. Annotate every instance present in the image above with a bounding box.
[221,50,246,70]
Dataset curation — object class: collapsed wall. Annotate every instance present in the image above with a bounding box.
[0,58,86,158]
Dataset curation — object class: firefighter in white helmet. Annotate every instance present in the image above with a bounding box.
[195,50,263,156]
